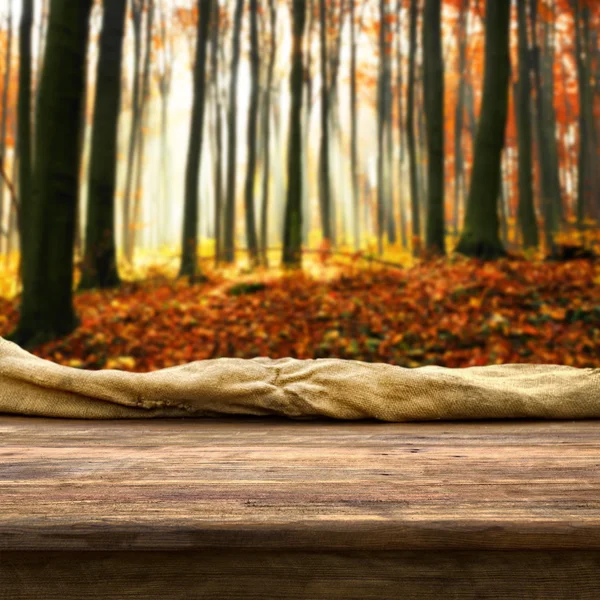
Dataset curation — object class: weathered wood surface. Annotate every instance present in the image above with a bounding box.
[3,549,600,599]
[1,416,600,552]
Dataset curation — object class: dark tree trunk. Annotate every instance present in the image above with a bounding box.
[17,0,33,278]
[0,0,13,252]
[244,0,260,267]
[282,0,307,268]
[394,0,407,249]
[455,0,510,259]
[79,0,127,290]
[529,0,557,254]
[515,0,539,249]
[211,1,223,266]
[10,0,93,349]
[453,0,469,236]
[423,0,445,255]
[260,0,277,266]
[318,0,332,246]
[179,0,212,278]
[223,0,245,264]
[406,0,421,256]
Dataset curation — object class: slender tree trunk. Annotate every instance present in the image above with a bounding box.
[122,0,144,263]
[0,0,13,253]
[157,0,173,248]
[318,0,332,246]
[223,0,245,264]
[541,3,563,225]
[17,0,33,278]
[455,0,510,259]
[10,0,93,348]
[376,0,386,255]
[179,0,212,278]
[130,0,154,263]
[406,0,420,256]
[515,0,539,249]
[301,0,314,246]
[453,0,469,236]
[394,0,407,249]
[350,0,360,250]
[260,0,276,266]
[282,0,307,268]
[423,0,445,255]
[530,0,556,254]
[243,0,260,267]
[79,0,127,290]
[211,1,223,266]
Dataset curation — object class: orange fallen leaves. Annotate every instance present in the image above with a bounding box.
[0,257,598,371]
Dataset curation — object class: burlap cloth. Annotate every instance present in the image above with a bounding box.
[0,336,598,420]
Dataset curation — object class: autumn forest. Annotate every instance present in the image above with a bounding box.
[0,0,598,371]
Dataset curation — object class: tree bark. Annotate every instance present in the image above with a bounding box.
[260,0,277,266]
[282,0,307,268]
[10,0,93,348]
[0,0,13,253]
[423,0,445,255]
[179,0,212,278]
[515,0,539,249]
[529,0,557,254]
[453,0,469,236]
[318,0,333,246]
[243,0,260,267]
[455,0,509,259]
[223,0,245,264]
[17,0,33,278]
[121,0,144,263]
[406,0,421,256]
[79,0,127,290]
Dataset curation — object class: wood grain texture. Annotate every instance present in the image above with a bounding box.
[3,549,600,600]
[2,416,600,552]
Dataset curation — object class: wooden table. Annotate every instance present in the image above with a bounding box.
[1,416,600,599]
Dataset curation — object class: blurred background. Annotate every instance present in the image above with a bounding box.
[0,0,598,370]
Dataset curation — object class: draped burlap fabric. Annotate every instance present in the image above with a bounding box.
[0,336,598,420]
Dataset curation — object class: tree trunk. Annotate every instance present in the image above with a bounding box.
[515,0,538,249]
[157,0,173,249]
[423,0,445,255]
[10,0,93,348]
[243,0,260,267]
[211,1,223,266]
[318,0,332,246]
[79,0,127,290]
[453,0,469,236]
[223,0,245,264]
[122,0,144,263]
[349,0,360,250]
[455,0,509,259]
[130,0,154,263]
[260,0,276,266]
[529,0,557,254]
[0,0,13,254]
[17,0,33,279]
[395,0,407,249]
[406,0,420,256]
[282,0,307,268]
[179,0,212,278]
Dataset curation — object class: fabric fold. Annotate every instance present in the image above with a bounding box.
[0,337,598,420]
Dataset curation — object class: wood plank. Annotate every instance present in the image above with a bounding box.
[3,549,600,600]
[1,416,600,552]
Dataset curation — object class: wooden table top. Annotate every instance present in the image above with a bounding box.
[1,416,600,552]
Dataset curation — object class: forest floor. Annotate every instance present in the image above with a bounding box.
[0,243,599,370]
